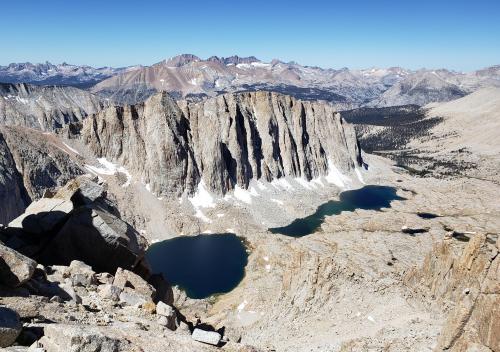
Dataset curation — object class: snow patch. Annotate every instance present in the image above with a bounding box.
[90,158,134,187]
[85,158,132,188]
[311,178,325,188]
[270,198,284,206]
[216,213,225,218]
[248,186,260,197]
[233,185,253,204]
[194,209,211,223]
[355,168,366,184]
[15,97,29,104]
[325,161,351,188]
[295,177,314,190]
[189,181,216,208]
[272,178,294,191]
[256,181,268,191]
[251,62,271,68]
[62,142,79,155]
[237,300,248,311]
[236,63,251,69]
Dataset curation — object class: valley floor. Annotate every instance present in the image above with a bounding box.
[100,152,499,351]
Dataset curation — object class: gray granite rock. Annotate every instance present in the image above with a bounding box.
[0,243,36,287]
[191,328,221,346]
[0,307,22,348]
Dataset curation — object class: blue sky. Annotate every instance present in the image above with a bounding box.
[1,0,499,71]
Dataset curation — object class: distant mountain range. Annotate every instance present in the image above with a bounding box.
[2,55,500,108]
[0,62,138,89]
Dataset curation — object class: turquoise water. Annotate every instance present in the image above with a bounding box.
[269,185,405,237]
[146,233,248,299]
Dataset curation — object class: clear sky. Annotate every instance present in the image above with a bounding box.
[2,0,499,71]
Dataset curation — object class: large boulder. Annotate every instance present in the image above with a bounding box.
[0,307,22,348]
[43,206,147,274]
[8,198,73,235]
[38,324,128,352]
[0,243,36,287]
[68,260,96,287]
[156,301,177,331]
[53,176,106,207]
[113,268,155,300]
[191,328,221,346]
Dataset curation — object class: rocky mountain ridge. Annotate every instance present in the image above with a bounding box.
[91,54,500,107]
[0,62,136,88]
[0,83,105,131]
[79,91,362,197]
[4,55,499,109]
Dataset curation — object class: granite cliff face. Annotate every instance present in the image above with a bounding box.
[0,126,85,223]
[182,91,362,193]
[80,91,362,197]
[0,83,104,131]
[0,132,29,224]
[1,126,84,200]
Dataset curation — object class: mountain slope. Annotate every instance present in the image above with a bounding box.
[92,54,500,108]
[0,83,105,131]
[91,54,409,106]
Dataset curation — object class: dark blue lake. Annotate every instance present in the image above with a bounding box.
[146,233,248,299]
[269,185,405,237]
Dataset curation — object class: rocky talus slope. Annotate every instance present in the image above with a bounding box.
[0,83,104,131]
[80,91,362,197]
[0,177,259,351]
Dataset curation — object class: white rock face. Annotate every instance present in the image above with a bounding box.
[191,328,221,346]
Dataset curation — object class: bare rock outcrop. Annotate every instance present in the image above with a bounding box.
[0,243,36,287]
[0,126,84,204]
[184,91,361,193]
[0,132,29,224]
[80,91,362,197]
[3,176,148,275]
[405,233,499,351]
[82,92,200,197]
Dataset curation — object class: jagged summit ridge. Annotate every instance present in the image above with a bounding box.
[80,91,362,197]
